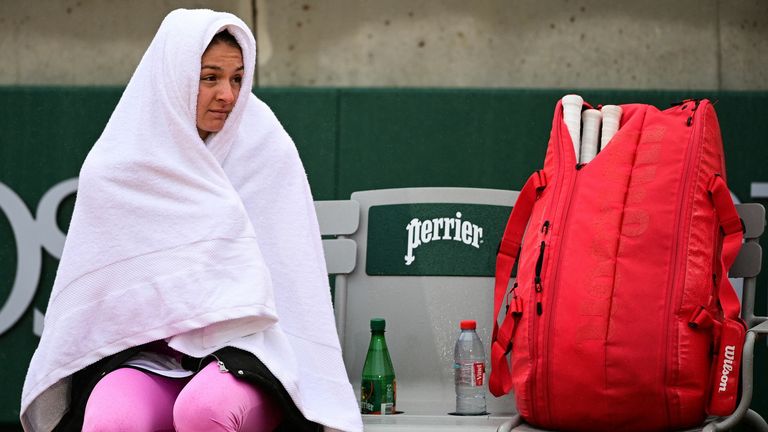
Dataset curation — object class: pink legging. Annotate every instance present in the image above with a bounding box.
[82,361,283,432]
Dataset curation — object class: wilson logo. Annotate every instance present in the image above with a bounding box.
[718,345,736,392]
[404,212,483,265]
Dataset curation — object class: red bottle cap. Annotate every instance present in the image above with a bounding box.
[460,320,476,330]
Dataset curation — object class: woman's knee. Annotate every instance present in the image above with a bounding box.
[174,391,282,432]
[173,362,283,432]
[82,367,184,432]
[173,398,228,432]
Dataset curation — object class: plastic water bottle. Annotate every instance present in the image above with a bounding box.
[361,318,396,414]
[453,319,487,415]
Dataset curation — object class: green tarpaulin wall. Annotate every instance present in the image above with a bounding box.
[1,87,767,429]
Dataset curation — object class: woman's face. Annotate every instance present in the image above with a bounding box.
[196,42,244,140]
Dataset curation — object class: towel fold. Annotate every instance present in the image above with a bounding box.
[20,8,362,432]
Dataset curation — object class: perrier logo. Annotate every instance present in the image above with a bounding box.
[366,203,506,276]
[404,212,484,265]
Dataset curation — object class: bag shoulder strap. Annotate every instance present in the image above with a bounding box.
[489,170,546,397]
[707,174,747,416]
[708,174,745,322]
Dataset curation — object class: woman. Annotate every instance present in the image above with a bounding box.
[20,9,362,432]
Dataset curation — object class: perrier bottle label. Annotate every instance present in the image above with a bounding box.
[361,376,396,414]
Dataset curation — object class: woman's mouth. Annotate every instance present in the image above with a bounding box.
[209,110,230,119]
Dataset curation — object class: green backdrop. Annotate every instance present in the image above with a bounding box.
[1,87,767,429]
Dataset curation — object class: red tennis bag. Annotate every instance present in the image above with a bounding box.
[490,98,746,431]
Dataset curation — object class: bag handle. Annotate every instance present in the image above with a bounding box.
[489,170,546,397]
[708,174,745,321]
[706,174,747,416]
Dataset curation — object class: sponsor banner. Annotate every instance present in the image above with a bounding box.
[366,203,511,276]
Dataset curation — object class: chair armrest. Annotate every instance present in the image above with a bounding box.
[749,320,768,335]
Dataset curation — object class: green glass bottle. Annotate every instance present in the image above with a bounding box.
[361,318,396,414]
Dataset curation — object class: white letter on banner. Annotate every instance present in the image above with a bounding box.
[461,221,474,245]
[0,182,41,335]
[31,178,78,335]
[0,178,77,336]
[421,220,433,244]
[405,218,421,266]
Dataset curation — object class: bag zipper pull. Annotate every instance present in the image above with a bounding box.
[535,282,543,315]
[505,282,519,314]
[541,220,550,234]
[686,98,702,126]
[534,241,546,315]
[217,360,229,373]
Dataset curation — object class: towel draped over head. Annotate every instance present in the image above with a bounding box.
[20,8,362,432]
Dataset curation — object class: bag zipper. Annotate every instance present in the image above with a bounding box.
[529,219,553,422]
[686,99,702,126]
[534,220,551,315]
[661,99,706,427]
[543,163,580,423]
[529,102,580,423]
[534,240,546,315]
[709,222,723,314]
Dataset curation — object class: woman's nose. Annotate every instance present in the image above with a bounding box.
[217,83,235,103]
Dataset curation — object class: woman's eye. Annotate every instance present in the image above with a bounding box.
[200,75,216,82]
[233,75,243,84]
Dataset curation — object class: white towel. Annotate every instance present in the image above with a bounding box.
[20,9,362,432]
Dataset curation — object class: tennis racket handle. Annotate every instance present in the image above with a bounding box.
[600,105,622,149]
[562,94,583,162]
[580,109,601,163]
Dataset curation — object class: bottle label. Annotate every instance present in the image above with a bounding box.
[455,361,485,387]
[361,377,396,414]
